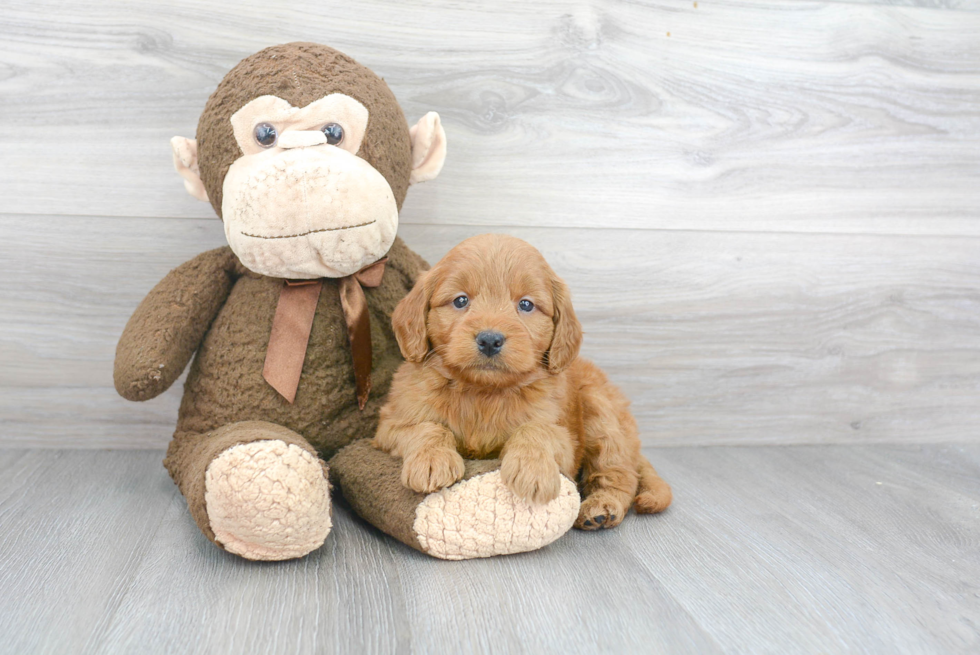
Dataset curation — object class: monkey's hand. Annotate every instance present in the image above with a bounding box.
[114,247,238,401]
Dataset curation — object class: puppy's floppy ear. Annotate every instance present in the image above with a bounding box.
[546,273,582,374]
[392,270,432,362]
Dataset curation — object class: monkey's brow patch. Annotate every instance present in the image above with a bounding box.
[240,220,376,239]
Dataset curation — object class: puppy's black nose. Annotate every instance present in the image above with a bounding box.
[476,330,506,357]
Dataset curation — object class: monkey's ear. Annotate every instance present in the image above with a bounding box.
[170,137,209,202]
[392,270,432,362]
[546,273,583,374]
[408,112,447,184]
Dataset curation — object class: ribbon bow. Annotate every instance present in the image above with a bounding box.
[262,258,387,409]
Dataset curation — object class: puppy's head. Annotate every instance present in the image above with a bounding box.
[393,234,582,386]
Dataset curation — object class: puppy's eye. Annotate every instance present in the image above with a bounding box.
[254,122,278,147]
[453,295,469,309]
[518,299,534,312]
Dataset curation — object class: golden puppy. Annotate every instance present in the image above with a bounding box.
[373,234,671,529]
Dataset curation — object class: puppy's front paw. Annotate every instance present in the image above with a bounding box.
[500,451,562,505]
[402,447,465,494]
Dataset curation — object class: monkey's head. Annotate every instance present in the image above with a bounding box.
[171,43,446,279]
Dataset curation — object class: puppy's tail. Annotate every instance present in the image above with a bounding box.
[634,455,672,514]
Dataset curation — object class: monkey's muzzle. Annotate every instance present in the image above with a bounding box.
[222,147,398,280]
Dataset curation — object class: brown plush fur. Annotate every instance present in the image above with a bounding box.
[328,440,501,554]
[196,42,413,218]
[374,234,672,529]
[115,238,427,542]
[114,43,432,553]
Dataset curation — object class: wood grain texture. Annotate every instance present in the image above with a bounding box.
[0,450,178,654]
[830,0,980,9]
[2,215,978,448]
[637,445,980,654]
[0,0,978,235]
[1,446,977,654]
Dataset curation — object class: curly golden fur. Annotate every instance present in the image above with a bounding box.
[373,234,671,529]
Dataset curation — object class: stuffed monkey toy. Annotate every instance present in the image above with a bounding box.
[115,43,578,561]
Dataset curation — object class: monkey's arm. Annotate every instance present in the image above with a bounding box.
[114,246,239,401]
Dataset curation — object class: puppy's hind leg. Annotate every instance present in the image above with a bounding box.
[575,395,641,530]
[577,474,636,530]
[634,455,672,514]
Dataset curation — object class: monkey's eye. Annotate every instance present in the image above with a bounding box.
[253,123,278,148]
[518,299,534,312]
[321,123,344,145]
[453,295,469,309]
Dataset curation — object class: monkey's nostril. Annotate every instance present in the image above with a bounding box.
[475,330,506,357]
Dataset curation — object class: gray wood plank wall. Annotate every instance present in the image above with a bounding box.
[1,0,978,448]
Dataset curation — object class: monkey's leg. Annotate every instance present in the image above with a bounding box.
[329,440,580,560]
[164,421,332,561]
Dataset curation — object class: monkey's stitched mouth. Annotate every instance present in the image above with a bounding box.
[240,220,376,239]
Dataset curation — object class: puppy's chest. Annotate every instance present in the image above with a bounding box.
[438,389,552,459]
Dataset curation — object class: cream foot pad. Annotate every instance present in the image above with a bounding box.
[328,440,581,560]
[205,440,332,561]
[414,470,580,560]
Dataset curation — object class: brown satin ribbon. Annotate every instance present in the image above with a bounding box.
[262,258,387,409]
[339,258,387,410]
[263,279,323,404]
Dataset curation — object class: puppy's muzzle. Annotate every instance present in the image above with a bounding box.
[476,331,506,357]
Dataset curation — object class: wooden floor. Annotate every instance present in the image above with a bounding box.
[1,445,977,655]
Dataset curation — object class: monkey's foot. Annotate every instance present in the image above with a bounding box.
[414,470,580,560]
[204,439,332,561]
[329,440,580,560]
